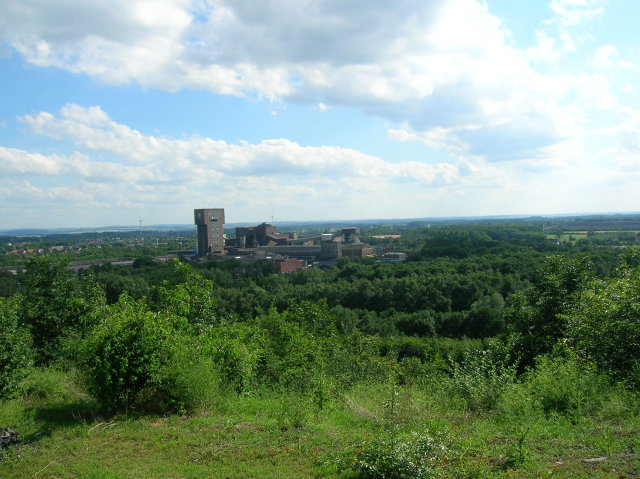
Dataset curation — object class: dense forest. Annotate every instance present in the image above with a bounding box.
[1,221,639,478]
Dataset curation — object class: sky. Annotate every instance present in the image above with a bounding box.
[1,0,640,228]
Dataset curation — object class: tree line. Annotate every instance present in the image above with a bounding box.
[1,223,639,412]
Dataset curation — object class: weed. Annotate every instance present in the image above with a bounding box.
[503,427,530,469]
[500,355,613,419]
[79,468,127,479]
[276,394,308,431]
[449,348,515,411]
[353,431,451,479]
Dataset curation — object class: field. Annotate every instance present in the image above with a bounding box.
[1,367,639,479]
[545,230,640,243]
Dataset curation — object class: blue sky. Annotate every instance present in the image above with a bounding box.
[1,0,639,228]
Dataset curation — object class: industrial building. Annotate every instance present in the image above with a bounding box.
[232,223,296,248]
[194,208,374,263]
[275,257,305,274]
[228,225,374,262]
[194,208,225,256]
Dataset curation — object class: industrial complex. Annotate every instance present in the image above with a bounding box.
[193,208,377,271]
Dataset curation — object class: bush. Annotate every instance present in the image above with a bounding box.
[500,355,614,418]
[354,432,450,479]
[152,261,217,326]
[20,256,104,364]
[253,304,332,392]
[449,346,515,411]
[0,297,33,399]
[81,294,202,413]
[153,343,222,414]
[201,322,263,394]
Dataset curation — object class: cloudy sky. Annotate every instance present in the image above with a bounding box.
[1,0,639,228]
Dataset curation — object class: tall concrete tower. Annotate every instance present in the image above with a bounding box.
[194,208,225,256]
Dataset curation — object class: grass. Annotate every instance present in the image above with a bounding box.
[549,230,640,243]
[1,392,367,478]
[1,368,639,478]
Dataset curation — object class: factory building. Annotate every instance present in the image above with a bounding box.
[233,223,295,248]
[319,228,374,260]
[194,209,374,263]
[194,208,225,256]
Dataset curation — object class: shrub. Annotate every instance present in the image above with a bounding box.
[154,343,222,414]
[0,297,33,399]
[500,355,613,418]
[504,255,594,371]
[253,305,330,392]
[354,432,450,479]
[327,332,398,386]
[152,261,217,326]
[201,322,263,394]
[81,294,196,413]
[449,346,515,411]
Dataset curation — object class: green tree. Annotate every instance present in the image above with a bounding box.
[505,255,594,370]
[20,255,105,363]
[0,270,21,297]
[565,256,640,386]
[0,297,33,398]
[253,301,335,391]
[466,292,505,338]
[153,261,217,326]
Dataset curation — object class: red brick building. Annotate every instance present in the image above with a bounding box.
[275,257,304,274]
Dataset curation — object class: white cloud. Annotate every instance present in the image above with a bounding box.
[0,0,586,163]
[1,1,638,226]
[0,104,468,225]
[530,0,605,66]
[591,45,633,69]
[18,104,459,185]
[549,0,605,26]
[8,102,637,227]
[526,30,576,63]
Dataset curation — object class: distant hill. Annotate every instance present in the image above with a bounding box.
[2,212,639,236]
[0,225,195,236]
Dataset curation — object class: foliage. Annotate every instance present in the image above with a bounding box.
[0,270,21,297]
[80,294,195,412]
[252,301,334,392]
[101,273,150,303]
[0,297,33,399]
[354,432,451,479]
[20,255,104,363]
[449,346,516,411]
[3,220,640,477]
[501,355,613,418]
[504,255,594,371]
[20,221,625,341]
[156,341,222,413]
[19,366,91,406]
[151,260,217,326]
[200,321,263,394]
[565,256,640,386]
